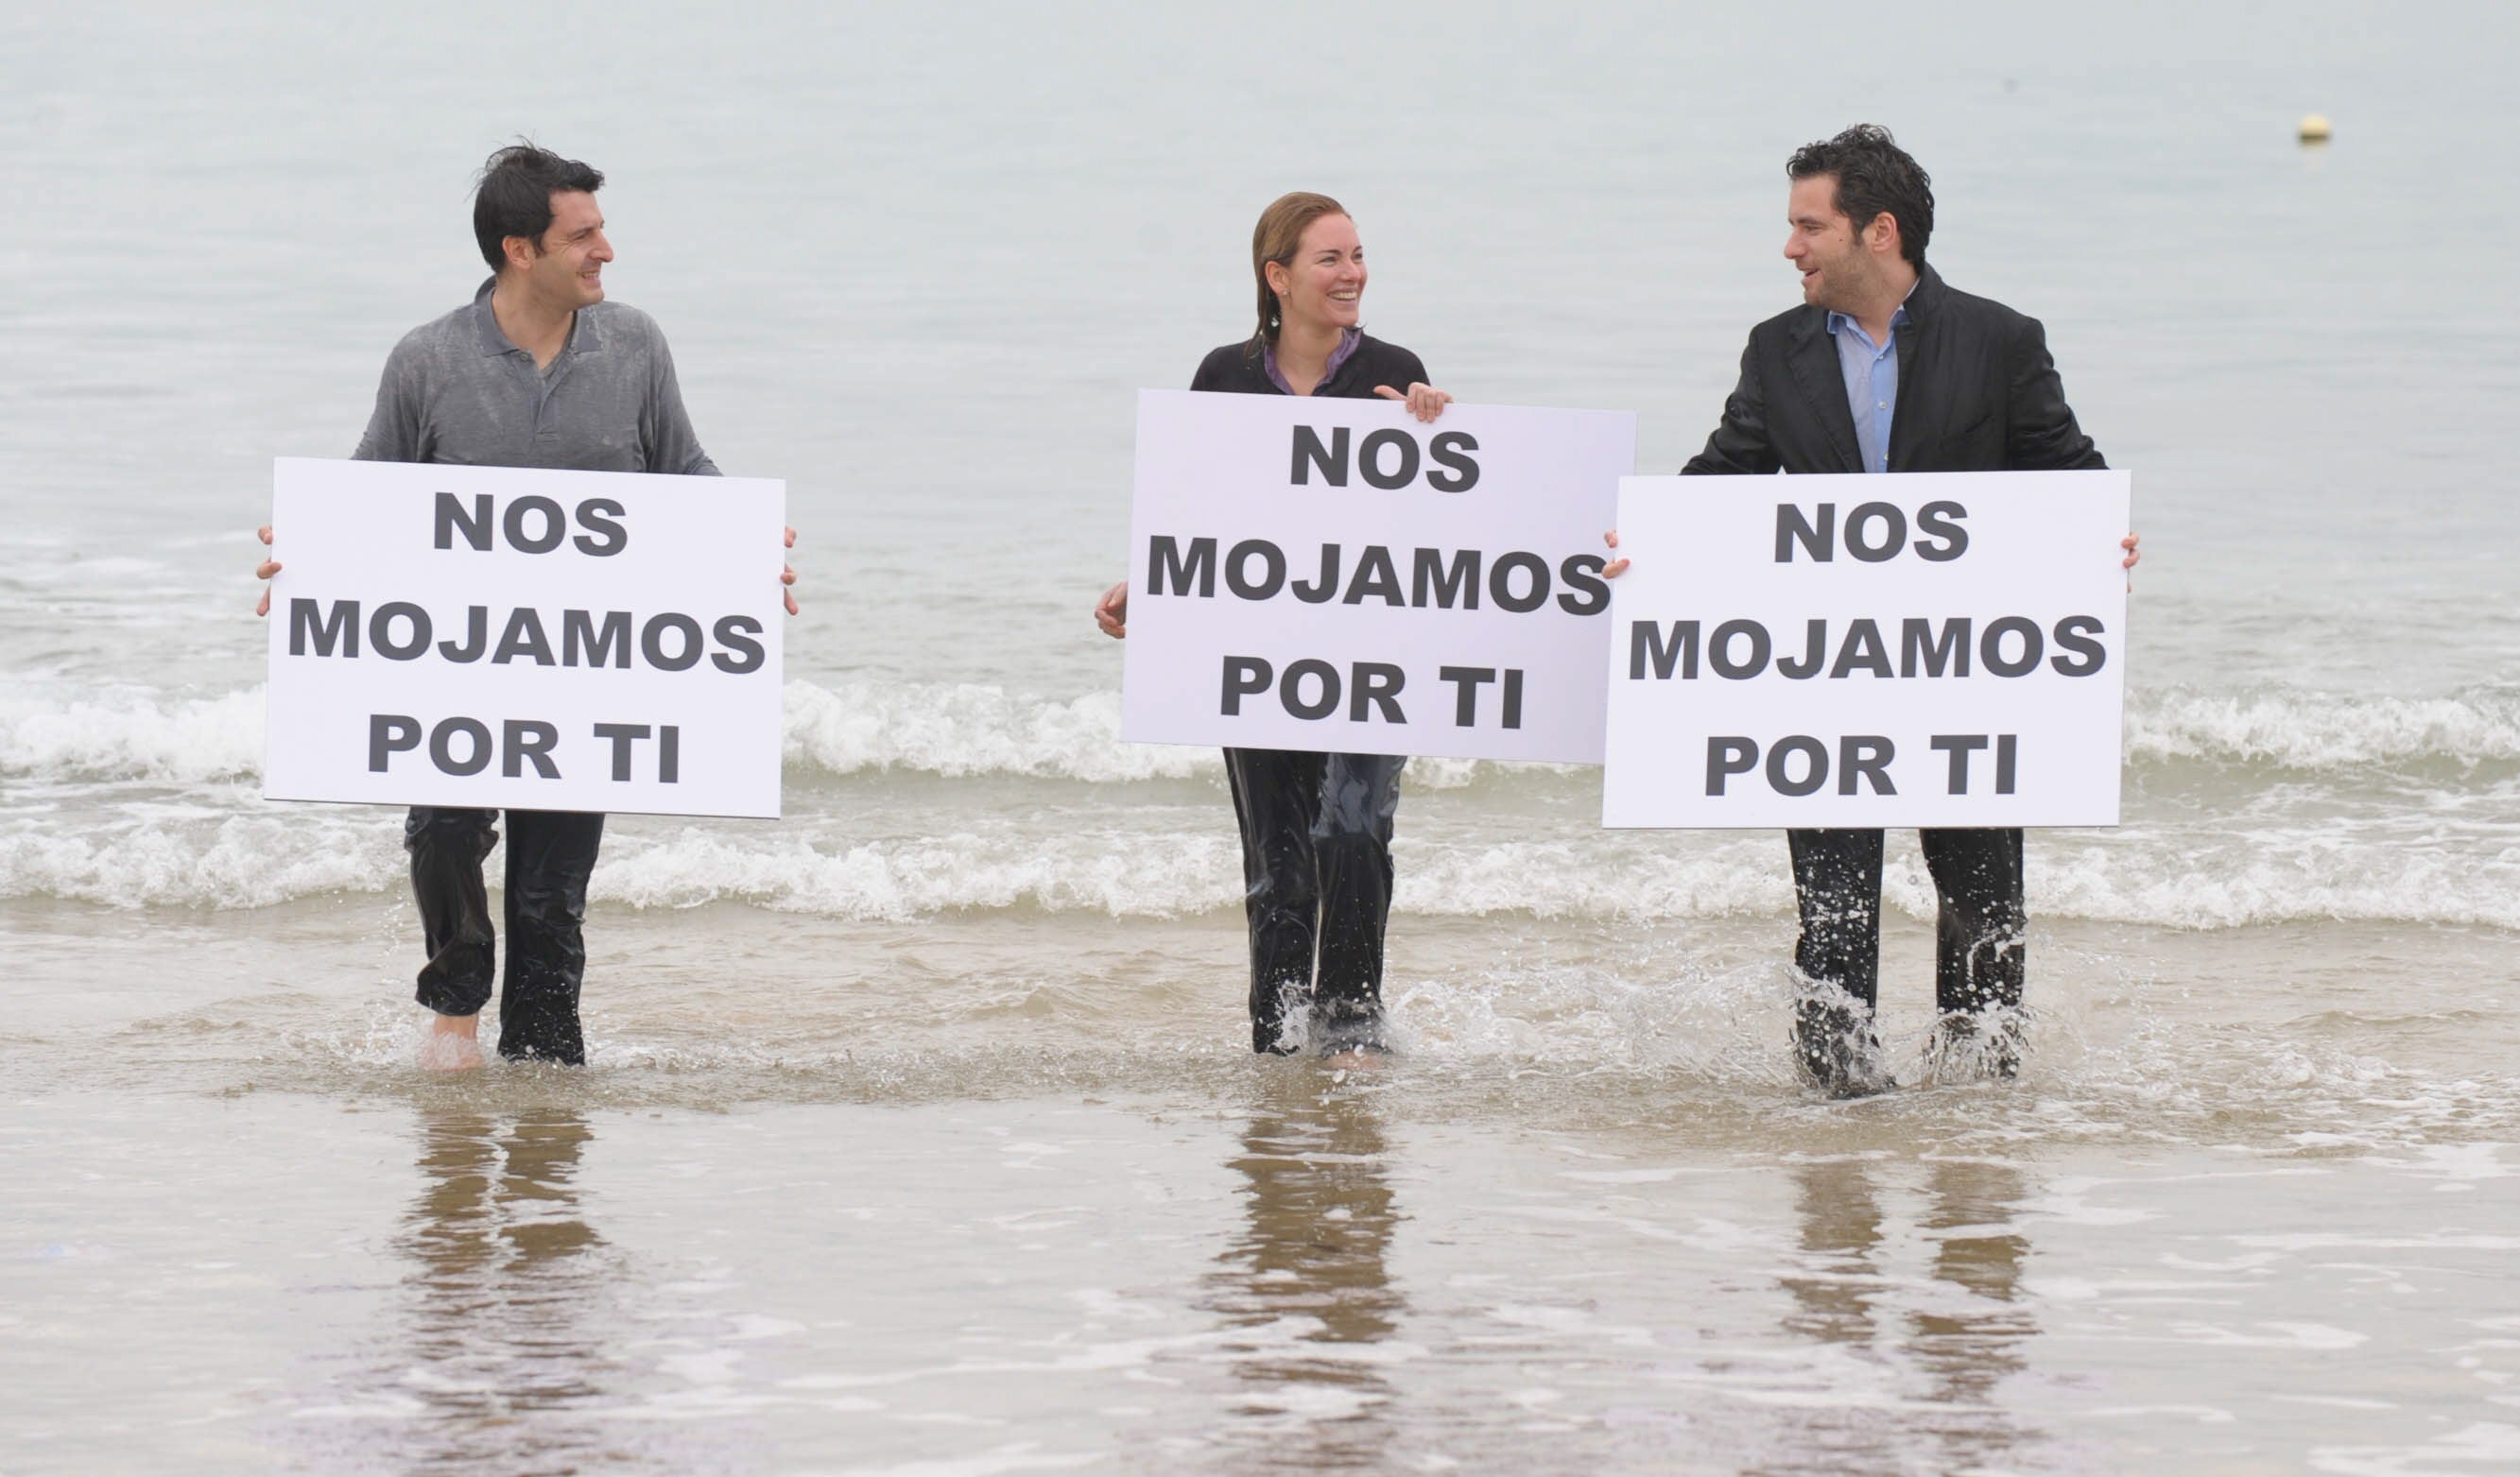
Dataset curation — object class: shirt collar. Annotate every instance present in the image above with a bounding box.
[1262,327,1362,395]
[470,276,602,358]
[470,278,511,356]
[1824,279,1919,345]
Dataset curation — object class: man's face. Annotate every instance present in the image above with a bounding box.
[510,189,612,310]
[1782,174,1876,312]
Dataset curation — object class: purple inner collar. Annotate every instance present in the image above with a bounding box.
[1263,327,1362,395]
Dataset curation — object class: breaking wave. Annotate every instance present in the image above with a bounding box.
[2127,683,2520,769]
[6,675,2516,929]
[0,680,1497,789]
[9,679,2520,788]
[0,687,266,784]
[7,816,2516,931]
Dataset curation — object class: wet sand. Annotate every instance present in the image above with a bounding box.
[9,900,2520,1474]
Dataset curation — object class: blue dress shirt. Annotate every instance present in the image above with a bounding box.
[1826,294,1912,474]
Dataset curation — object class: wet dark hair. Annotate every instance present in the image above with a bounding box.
[472,142,605,272]
[1787,124,1932,268]
[1249,191,1349,352]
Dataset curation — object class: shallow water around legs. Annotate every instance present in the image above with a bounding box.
[11,901,2520,1473]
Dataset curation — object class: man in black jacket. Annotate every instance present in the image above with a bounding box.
[1648,125,2135,1095]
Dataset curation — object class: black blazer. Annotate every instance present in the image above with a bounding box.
[1682,266,2104,476]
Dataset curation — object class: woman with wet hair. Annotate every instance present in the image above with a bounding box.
[1096,192,1453,1059]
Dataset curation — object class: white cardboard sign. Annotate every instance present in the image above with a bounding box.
[1602,470,2131,828]
[1122,390,1636,763]
[263,456,786,817]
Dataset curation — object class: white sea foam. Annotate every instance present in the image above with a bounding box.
[2028,838,2520,931]
[781,680,1199,783]
[8,816,2516,930]
[2127,684,2520,768]
[0,680,1508,789]
[588,833,1804,923]
[0,815,403,908]
[6,674,2516,927]
[0,686,265,783]
[592,829,1245,919]
[9,678,2518,788]
[784,679,1509,788]
[580,832,1751,921]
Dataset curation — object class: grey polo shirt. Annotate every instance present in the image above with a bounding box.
[352,278,718,475]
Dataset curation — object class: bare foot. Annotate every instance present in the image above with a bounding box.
[418,1012,484,1073]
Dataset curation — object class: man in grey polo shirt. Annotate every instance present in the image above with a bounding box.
[257,143,795,1070]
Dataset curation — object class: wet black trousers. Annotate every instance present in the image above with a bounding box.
[404,806,606,1064]
[1222,748,1406,1054]
[1787,827,2026,1016]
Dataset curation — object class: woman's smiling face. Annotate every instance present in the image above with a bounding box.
[1269,213,1365,334]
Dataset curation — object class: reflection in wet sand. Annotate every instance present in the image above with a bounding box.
[1203,1077,1405,1471]
[290,1104,644,1477]
[1760,1157,2042,1475]
[1914,1158,2037,1468]
[1779,1155,1888,1349]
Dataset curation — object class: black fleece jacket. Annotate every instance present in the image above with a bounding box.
[1190,334,1430,401]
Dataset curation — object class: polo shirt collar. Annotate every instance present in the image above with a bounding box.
[471,278,512,356]
[469,276,603,359]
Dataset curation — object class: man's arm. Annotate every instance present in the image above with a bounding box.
[350,343,423,463]
[1601,332,1776,579]
[632,326,791,607]
[1680,336,1782,476]
[644,335,719,476]
[2005,316,2104,472]
[2007,314,2137,576]
[267,341,420,613]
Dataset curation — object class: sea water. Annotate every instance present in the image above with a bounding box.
[6,2,2520,1472]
